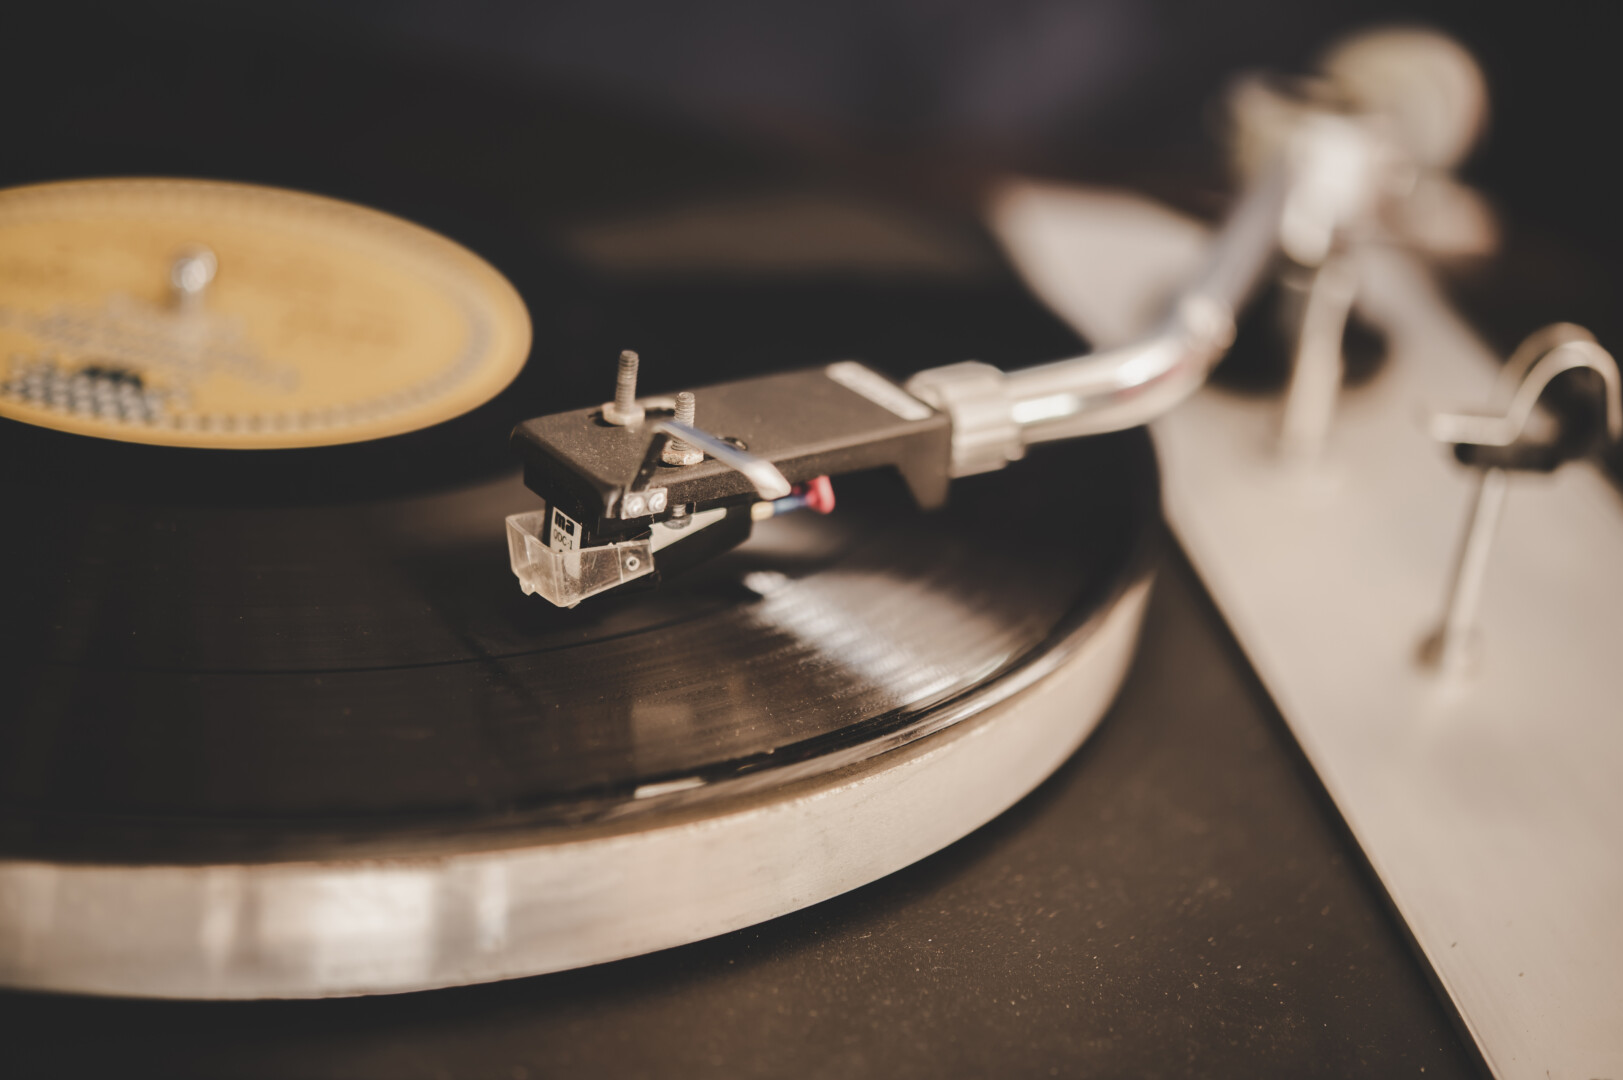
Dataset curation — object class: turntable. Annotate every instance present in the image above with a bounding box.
[2,3,1619,1077]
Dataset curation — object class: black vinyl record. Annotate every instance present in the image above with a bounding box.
[1,420,1156,864]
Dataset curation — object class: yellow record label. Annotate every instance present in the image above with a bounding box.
[0,178,531,448]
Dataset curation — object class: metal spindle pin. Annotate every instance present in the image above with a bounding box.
[602,350,645,426]
[663,391,704,465]
[170,246,218,312]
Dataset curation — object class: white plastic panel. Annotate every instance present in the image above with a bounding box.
[993,181,1623,1080]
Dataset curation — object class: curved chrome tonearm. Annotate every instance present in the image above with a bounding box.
[906,26,1487,477]
[905,166,1289,476]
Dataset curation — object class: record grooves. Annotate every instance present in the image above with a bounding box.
[1,431,1157,867]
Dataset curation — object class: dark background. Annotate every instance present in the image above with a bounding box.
[11,1,1622,242]
[187,0,1623,255]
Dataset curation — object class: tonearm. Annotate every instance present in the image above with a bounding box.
[507,29,1486,606]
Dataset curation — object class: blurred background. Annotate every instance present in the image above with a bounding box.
[327,0,1618,237]
[9,1,1618,237]
[7,0,1619,484]
[11,1,1618,359]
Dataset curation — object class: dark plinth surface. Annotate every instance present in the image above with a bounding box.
[0,543,1481,1079]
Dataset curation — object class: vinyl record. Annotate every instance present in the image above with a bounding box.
[1,426,1156,861]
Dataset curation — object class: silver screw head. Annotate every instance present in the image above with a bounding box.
[648,490,668,512]
[623,493,647,516]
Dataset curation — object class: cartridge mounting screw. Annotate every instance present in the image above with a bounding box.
[602,350,646,425]
[663,391,704,465]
